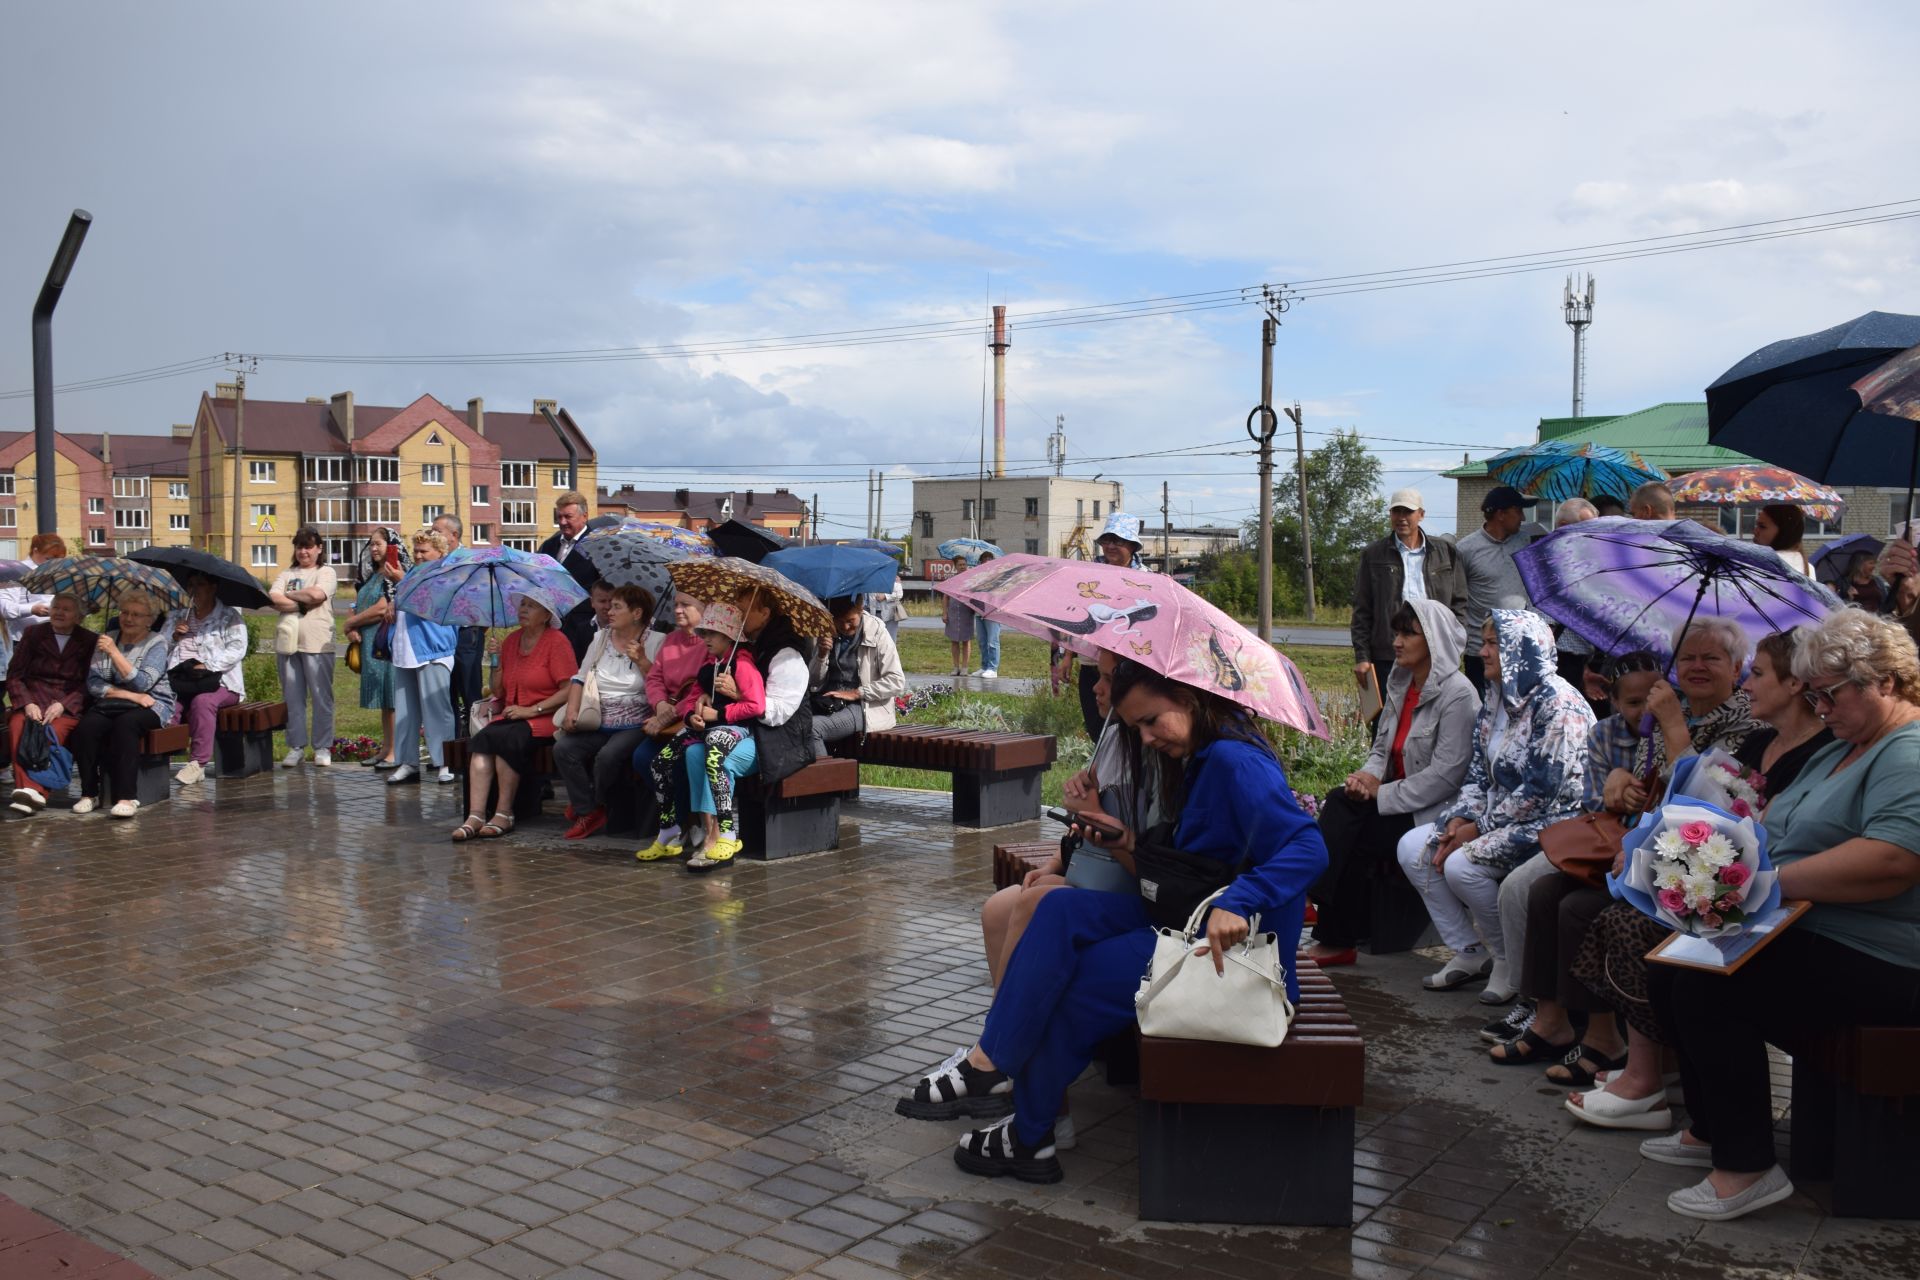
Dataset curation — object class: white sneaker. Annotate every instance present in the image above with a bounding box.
[312,750,332,767]
[1667,1164,1794,1221]
[281,747,304,768]
[109,800,139,819]
[387,765,419,784]
[11,787,45,813]
[1053,1114,1076,1151]
[979,669,997,679]
[176,760,205,786]
[71,796,97,815]
[436,767,456,785]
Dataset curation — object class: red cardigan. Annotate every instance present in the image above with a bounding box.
[5,623,99,714]
[495,625,579,737]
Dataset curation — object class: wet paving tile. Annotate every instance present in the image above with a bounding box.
[2,771,1917,1278]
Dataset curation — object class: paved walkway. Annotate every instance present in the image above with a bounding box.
[1,769,1915,1279]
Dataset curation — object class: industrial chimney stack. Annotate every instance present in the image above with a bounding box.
[990,305,1010,479]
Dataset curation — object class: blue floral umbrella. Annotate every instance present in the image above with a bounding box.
[393,545,588,628]
[1484,440,1666,504]
[1515,518,1840,668]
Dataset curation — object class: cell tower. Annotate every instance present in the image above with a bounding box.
[1046,414,1068,476]
[1564,273,1596,417]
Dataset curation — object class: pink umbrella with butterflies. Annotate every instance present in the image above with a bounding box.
[935,553,1329,738]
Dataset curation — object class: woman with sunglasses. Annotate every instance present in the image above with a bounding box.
[1638,610,1920,1221]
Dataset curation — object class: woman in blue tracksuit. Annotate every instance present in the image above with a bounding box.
[943,659,1329,1183]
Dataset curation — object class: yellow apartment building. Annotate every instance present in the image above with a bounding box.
[0,428,192,558]
[187,386,597,577]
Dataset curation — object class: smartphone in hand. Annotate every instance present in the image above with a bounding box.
[1045,807,1125,841]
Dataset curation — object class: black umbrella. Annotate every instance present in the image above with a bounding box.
[1706,310,1920,523]
[708,518,789,563]
[130,545,271,610]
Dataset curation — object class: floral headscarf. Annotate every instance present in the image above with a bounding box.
[1488,609,1560,710]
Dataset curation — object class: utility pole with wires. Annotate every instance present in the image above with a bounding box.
[1284,401,1315,621]
[1047,415,1067,476]
[226,361,255,563]
[811,493,820,545]
[1161,481,1172,574]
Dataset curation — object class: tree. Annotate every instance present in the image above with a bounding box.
[1246,428,1386,612]
[1192,546,1299,618]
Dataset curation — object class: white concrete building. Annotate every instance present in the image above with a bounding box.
[910,475,1126,578]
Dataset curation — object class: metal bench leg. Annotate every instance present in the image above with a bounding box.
[952,767,1044,827]
[1137,1100,1353,1225]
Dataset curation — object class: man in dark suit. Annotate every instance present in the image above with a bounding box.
[1351,488,1469,700]
[538,490,600,661]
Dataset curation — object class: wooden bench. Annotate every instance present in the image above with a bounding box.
[104,723,191,807]
[1135,956,1363,1225]
[213,700,288,779]
[1782,1026,1920,1218]
[738,758,859,860]
[836,727,1056,827]
[992,840,1060,889]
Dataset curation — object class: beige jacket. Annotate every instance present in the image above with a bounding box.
[809,613,907,733]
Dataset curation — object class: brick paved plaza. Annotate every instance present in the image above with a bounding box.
[2,771,1916,1279]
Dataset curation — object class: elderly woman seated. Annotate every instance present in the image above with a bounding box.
[1643,609,1920,1221]
[1305,598,1478,966]
[807,595,907,758]
[1396,609,1593,999]
[452,594,579,841]
[6,592,97,816]
[164,572,249,785]
[69,590,177,818]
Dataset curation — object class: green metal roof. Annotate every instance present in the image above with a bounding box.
[1444,402,1767,479]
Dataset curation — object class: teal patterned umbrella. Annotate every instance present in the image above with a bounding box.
[20,555,191,614]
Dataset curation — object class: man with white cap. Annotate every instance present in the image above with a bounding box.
[1055,512,1148,739]
[1351,488,1467,698]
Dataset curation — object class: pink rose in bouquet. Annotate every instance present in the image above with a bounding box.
[1678,820,1714,845]
[1720,862,1751,889]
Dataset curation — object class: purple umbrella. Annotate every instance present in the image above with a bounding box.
[392,544,588,628]
[1515,518,1840,667]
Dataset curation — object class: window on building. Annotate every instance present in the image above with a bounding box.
[1093,500,1102,518]
[502,462,534,488]
[88,527,107,546]
[502,537,536,553]
[551,468,571,488]
[326,537,358,568]
[251,544,277,568]
[1076,499,1085,520]
[167,481,189,500]
[961,498,975,522]
[169,513,190,532]
[919,511,934,538]
[113,476,147,498]
[501,500,536,525]
[0,473,13,496]
[472,524,492,544]
[471,485,489,506]
[114,538,152,555]
[1717,507,1842,538]
[249,460,276,483]
[422,463,445,486]
[422,505,445,526]
[304,456,349,483]
[1024,538,1040,554]
[88,497,106,515]
[354,497,401,524]
[113,508,149,529]
[355,457,399,484]
[982,499,997,522]
[1024,497,1039,518]
[305,497,351,524]
[251,504,276,523]
[0,508,15,529]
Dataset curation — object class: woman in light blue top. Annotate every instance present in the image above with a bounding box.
[387,527,459,785]
[70,589,176,818]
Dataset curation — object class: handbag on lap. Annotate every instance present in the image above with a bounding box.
[1540,812,1632,889]
[1135,887,1293,1048]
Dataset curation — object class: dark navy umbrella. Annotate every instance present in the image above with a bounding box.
[1706,311,1920,523]
[130,545,271,610]
[763,545,899,602]
[708,519,788,563]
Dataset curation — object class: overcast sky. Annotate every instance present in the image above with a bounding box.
[3,1,1916,536]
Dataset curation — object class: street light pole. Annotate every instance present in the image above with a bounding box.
[31,210,93,536]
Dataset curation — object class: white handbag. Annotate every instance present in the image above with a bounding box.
[1134,888,1293,1047]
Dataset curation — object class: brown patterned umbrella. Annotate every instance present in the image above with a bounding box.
[666,556,832,643]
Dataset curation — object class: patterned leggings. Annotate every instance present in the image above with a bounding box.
[652,728,751,834]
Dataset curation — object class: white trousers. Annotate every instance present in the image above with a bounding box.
[1397,822,1509,959]
[1497,851,1557,978]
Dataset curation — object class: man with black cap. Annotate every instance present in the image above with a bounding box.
[1350,487,1467,697]
[1455,485,1543,692]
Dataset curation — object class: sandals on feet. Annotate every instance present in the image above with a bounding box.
[1566,1085,1672,1130]
[478,812,515,838]
[1488,1028,1573,1066]
[451,815,487,842]
[1545,1044,1629,1087]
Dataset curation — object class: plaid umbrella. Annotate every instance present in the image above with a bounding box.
[393,545,588,628]
[666,556,832,643]
[1515,518,1840,668]
[1484,440,1666,503]
[20,555,191,614]
[1669,464,1846,523]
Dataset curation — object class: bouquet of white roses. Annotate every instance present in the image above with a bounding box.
[1614,799,1780,939]
[1671,746,1768,818]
